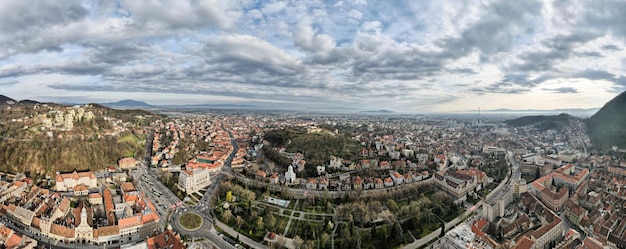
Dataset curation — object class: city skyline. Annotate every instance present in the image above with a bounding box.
[1,0,626,112]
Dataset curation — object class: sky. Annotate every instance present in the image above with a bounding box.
[1,0,626,112]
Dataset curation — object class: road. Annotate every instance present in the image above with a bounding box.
[144,123,264,249]
[403,201,482,249]
[508,150,521,180]
[405,151,514,249]
[0,214,145,249]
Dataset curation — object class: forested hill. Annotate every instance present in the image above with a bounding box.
[505,113,581,130]
[0,98,165,177]
[587,91,626,148]
[262,128,364,175]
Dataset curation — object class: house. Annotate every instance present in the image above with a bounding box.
[269,173,279,184]
[363,177,374,189]
[353,176,363,191]
[306,178,317,190]
[319,178,329,190]
[404,173,413,183]
[384,177,394,187]
[380,161,391,169]
[255,171,267,181]
[374,178,384,189]
[390,172,404,185]
[73,184,89,196]
[412,172,423,182]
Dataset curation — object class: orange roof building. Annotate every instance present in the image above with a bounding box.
[55,170,97,191]
[146,230,186,249]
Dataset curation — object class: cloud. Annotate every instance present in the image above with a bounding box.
[1,0,626,112]
[438,0,543,61]
[542,87,578,94]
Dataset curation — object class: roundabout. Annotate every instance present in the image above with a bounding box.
[177,212,203,231]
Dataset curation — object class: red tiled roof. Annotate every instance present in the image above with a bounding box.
[514,236,534,249]
[471,218,489,237]
[147,230,186,249]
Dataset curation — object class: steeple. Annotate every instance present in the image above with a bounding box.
[80,206,87,224]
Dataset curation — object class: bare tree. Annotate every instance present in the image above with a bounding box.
[235,215,244,229]
[221,209,233,223]
[293,235,304,249]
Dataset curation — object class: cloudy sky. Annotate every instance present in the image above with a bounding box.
[1,0,626,112]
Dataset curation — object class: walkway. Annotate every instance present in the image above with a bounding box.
[282,199,299,235]
[215,219,267,249]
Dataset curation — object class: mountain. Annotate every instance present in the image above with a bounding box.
[468,108,599,117]
[506,113,581,130]
[0,95,17,105]
[361,109,395,114]
[587,91,626,148]
[0,95,43,106]
[102,99,153,108]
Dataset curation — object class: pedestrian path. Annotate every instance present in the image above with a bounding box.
[215,219,267,249]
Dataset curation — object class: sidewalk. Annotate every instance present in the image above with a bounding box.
[215,219,268,249]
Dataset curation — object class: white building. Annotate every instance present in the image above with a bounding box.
[75,207,93,242]
[443,224,493,249]
[178,167,211,193]
[285,166,297,184]
[482,185,513,222]
[55,170,97,192]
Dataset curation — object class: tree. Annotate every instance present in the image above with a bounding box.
[352,230,362,249]
[265,212,277,230]
[256,217,264,230]
[387,199,400,213]
[371,224,378,238]
[235,215,244,229]
[250,210,258,220]
[392,222,404,244]
[221,209,233,224]
[293,235,304,249]
[320,232,330,248]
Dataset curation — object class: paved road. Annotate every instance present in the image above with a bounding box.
[404,152,514,249]
[215,219,266,249]
[508,150,521,180]
[170,210,232,249]
[403,201,482,249]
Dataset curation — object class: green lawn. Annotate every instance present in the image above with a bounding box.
[118,133,140,144]
[179,212,203,230]
[274,216,289,234]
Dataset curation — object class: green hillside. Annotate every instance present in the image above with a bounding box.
[587,91,626,148]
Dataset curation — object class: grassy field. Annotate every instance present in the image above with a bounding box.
[179,212,203,230]
[118,133,141,144]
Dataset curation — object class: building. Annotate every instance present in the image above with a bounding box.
[75,206,93,243]
[384,177,394,187]
[540,187,569,211]
[514,179,527,196]
[55,170,97,191]
[390,172,404,185]
[306,178,317,190]
[564,200,587,227]
[353,176,363,191]
[434,169,482,203]
[482,185,513,222]
[118,158,138,169]
[443,223,493,249]
[285,165,297,184]
[178,165,211,193]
